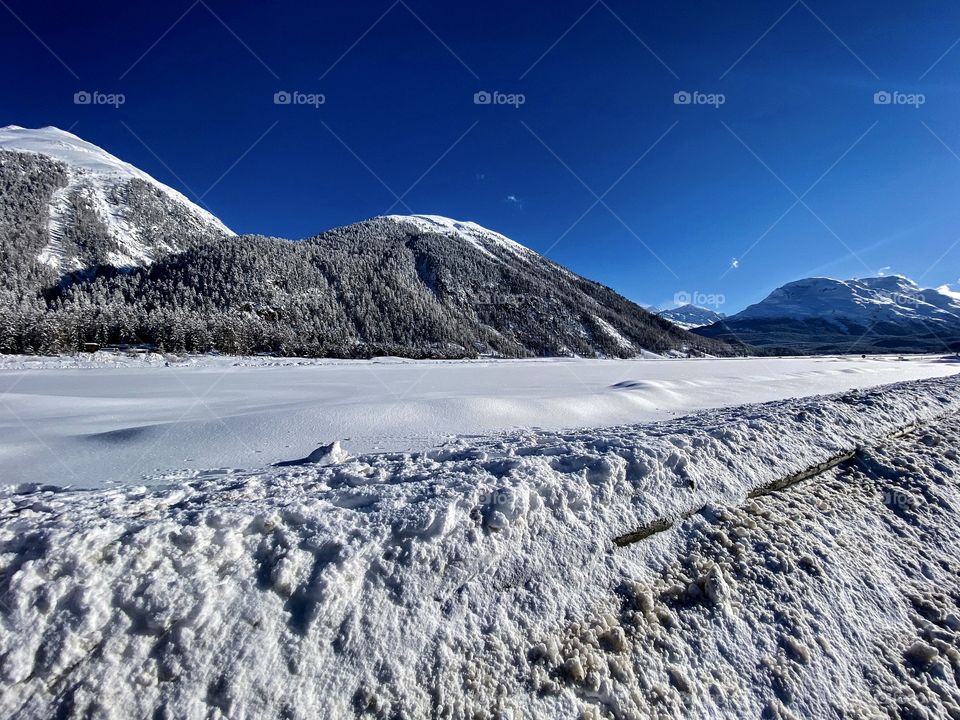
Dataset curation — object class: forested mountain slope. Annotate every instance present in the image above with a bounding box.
[19,216,733,358]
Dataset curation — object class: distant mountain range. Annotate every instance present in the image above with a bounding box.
[0,126,730,359]
[657,304,726,330]
[695,276,960,354]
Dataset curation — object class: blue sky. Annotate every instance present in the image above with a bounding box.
[3,0,960,313]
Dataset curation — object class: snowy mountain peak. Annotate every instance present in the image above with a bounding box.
[657,304,726,330]
[857,275,919,294]
[696,273,960,353]
[381,214,533,259]
[4,125,158,186]
[735,275,950,322]
[0,125,232,271]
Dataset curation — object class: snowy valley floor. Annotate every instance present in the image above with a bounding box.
[0,353,956,487]
[3,374,960,717]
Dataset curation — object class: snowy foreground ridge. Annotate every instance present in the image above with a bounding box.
[4,376,960,717]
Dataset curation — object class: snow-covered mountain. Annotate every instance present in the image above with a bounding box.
[732,276,960,323]
[43,213,726,358]
[696,275,960,353]
[0,125,232,272]
[0,126,733,358]
[307,214,731,357]
[657,303,726,330]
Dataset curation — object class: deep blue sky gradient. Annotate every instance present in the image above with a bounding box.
[3,0,960,312]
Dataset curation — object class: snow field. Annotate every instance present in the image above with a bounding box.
[1,353,955,487]
[2,375,960,717]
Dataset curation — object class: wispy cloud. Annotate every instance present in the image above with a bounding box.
[505,194,523,209]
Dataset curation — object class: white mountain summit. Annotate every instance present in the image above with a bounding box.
[0,125,233,271]
[696,275,960,353]
[657,304,726,330]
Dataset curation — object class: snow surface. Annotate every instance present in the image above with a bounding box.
[0,125,233,268]
[382,214,535,260]
[0,354,956,488]
[3,375,960,717]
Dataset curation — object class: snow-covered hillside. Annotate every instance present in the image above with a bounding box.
[0,125,232,270]
[383,214,537,261]
[657,303,726,329]
[697,275,960,353]
[313,215,728,358]
[37,214,723,360]
[2,375,960,718]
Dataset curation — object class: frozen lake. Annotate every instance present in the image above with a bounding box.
[0,353,956,487]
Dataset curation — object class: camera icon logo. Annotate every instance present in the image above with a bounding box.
[673,91,692,105]
[274,91,292,105]
[874,91,891,105]
[74,91,92,105]
[474,90,492,105]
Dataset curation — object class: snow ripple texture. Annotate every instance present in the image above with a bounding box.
[2,376,960,718]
